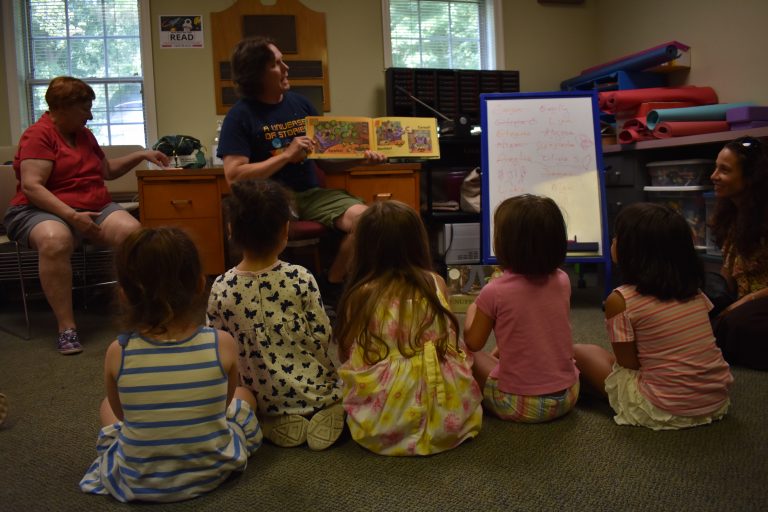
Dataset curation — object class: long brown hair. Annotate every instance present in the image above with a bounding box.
[710,136,768,258]
[335,201,459,364]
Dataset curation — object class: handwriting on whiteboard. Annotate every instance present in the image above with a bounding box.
[484,96,603,256]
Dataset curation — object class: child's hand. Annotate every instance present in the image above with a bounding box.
[490,345,500,358]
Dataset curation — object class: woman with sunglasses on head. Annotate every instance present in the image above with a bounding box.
[708,136,768,370]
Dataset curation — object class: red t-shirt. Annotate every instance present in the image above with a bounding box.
[11,112,110,210]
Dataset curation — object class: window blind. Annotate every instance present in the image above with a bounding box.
[23,0,145,145]
[388,0,488,70]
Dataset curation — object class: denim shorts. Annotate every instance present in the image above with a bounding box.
[3,202,124,248]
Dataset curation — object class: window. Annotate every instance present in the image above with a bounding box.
[7,0,152,146]
[383,0,501,70]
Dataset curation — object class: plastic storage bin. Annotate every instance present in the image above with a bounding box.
[646,159,714,186]
[646,188,708,249]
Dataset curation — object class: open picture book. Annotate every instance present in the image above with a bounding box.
[305,116,440,159]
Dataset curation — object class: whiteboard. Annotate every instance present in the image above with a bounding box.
[480,91,607,262]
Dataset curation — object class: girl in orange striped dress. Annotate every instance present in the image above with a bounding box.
[574,203,733,430]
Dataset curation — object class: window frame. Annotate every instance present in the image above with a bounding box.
[381,0,505,70]
[2,0,157,147]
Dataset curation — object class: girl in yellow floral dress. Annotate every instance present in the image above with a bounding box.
[335,201,483,456]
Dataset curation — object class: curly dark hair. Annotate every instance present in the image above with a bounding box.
[230,36,277,99]
[709,136,768,259]
[225,179,291,258]
[614,202,704,301]
[115,227,205,335]
[493,194,567,276]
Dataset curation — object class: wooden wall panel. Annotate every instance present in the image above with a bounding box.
[211,0,329,114]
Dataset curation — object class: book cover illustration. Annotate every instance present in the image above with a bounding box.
[307,117,371,157]
[306,116,440,159]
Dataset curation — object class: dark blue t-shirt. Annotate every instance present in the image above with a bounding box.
[218,92,319,191]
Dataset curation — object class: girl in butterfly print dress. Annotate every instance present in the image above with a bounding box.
[207,180,344,451]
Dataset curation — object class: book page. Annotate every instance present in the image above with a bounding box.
[306,116,372,158]
[373,117,440,158]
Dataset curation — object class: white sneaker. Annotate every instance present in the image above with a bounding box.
[307,403,345,451]
[261,414,309,447]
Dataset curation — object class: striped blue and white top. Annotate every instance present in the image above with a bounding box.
[80,327,262,503]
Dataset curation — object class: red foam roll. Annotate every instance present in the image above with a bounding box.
[599,86,718,114]
[622,118,648,130]
[652,121,730,138]
[618,127,654,144]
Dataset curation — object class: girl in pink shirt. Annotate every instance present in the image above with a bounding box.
[464,194,580,423]
[575,203,732,430]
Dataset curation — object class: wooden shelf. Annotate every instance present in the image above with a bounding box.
[603,126,768,153]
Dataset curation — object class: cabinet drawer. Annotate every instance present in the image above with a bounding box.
[603,154,640,188]
[141,181,219,219]
[347,173,418,209]
[142,218,224,275]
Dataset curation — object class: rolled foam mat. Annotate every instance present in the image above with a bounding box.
[562,44,683,90]
[646,102,755,129]
[725,106,768,122]
[652,121,730,138]
[618,127,654,144]
[729,121,768,130]
[599,86,718,114]
[580,41,690,76]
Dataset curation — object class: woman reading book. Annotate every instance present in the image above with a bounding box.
[217,36,386,304]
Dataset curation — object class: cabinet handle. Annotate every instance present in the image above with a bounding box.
[171,199,192,207]
[374,193,392,201]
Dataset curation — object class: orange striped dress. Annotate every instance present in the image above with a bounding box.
[607,285,733,416]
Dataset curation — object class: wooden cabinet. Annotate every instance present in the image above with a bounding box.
[137,166,419,275]
[324,163,420,209]
[137,170,228,276]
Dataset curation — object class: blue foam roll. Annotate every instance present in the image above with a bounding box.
[646,102,755,130]
[561,44,680,90]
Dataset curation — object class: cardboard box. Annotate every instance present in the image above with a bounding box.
[449,294,476,314]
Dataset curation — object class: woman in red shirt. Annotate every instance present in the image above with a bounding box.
[3,76,170,354]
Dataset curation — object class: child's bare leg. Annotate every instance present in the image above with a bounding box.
[233,386,258,410]
[472,350,499,390]
[99,397,120,426]
[573,344,615,397]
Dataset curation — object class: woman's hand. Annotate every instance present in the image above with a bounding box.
[285,136,315,164]
[69,210,101,237]
[362,150,387,164]
[143,149,172,168]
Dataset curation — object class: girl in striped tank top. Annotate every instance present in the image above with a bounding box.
[574,203,733,430]
[80,227,262,502]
